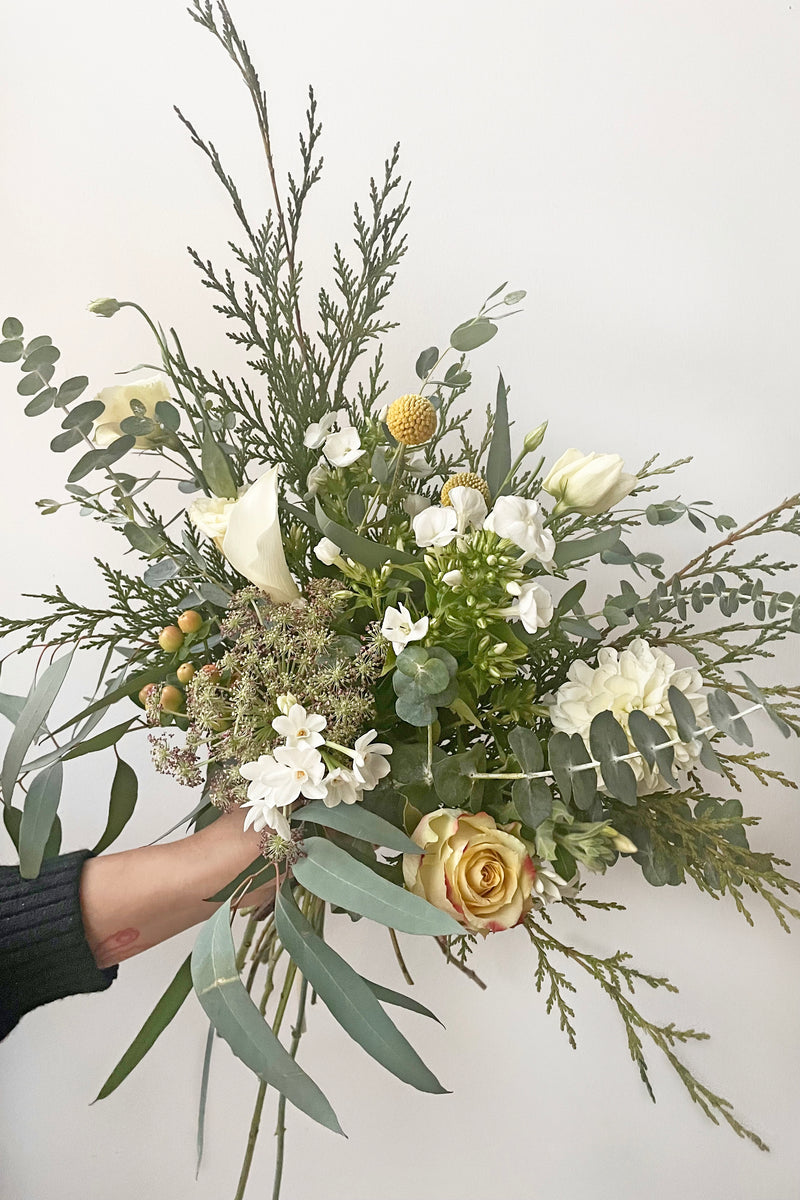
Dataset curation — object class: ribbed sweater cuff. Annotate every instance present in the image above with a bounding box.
[0,850,117,1039]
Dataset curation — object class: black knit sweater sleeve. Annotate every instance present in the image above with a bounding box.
[0,850,117,1040]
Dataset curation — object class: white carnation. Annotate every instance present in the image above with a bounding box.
[549,637,708,793]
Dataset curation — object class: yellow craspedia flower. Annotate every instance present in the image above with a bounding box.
[386,393,437,446]
[441,472,491,507]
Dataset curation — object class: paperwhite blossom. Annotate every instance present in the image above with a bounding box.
[322,767,363,808]
[448,485,488,534]
[272,703,327,749]
[484,495,556,564]
[381,603,429,655]
[549,637,709,793]
[323,426,365,468]
[351,730,393,790]
[314,537,342,566]
[507,579,554,633]
[412,505,457,548]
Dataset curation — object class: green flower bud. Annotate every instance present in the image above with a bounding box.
[523,421,548,454]
[87,297,121,318]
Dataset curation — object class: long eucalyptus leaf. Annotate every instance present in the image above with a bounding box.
[50,664,163,736]
[191,900,343,1133]
[196,1023,215,1178]
[275,885,446,1093]
[486,370,511,496]
[293,838,462,935]
[2,650,73,805]
[314,499,416,567]
[94,956,193,1101]
[93,755,138,855]
[293,800,422,856]
[19,762,63,879]
[553,527,623,568]
[361,977,444,1025]
[24,718,136,773]
[0,692,26,725]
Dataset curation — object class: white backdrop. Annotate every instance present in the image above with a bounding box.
[1,2,800,1198]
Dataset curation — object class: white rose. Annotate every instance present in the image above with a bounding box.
[542,448,637,516]
[92,375,171,448]
[221,466,301,604]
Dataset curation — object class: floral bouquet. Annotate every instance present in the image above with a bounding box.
[2,3,799,1197]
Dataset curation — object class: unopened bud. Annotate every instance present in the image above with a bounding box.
[523,421,548,454]
[608,829,638,854]
[87,297,121,318]
[492,642,508,655]
[442,569,463,587]
[277,693,297,715]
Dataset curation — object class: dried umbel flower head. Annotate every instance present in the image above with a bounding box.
[441,471,490,506]
[386,393,437,446]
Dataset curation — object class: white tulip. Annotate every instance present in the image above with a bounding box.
[92,375,170,448]
[412,505,457,548]
[484,495,555,564]
[543,448,637,516]
[448,485,488,534]
[221,466,301,603]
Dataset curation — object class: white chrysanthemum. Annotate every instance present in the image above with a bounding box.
[549,637,708,793]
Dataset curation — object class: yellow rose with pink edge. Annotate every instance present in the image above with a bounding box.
[402,809,536,934]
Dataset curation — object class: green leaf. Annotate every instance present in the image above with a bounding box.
[0,339,23,363]
[315,499,416,568]
[49,428,83,453]
[155,400,181,431]
[627,711,678,788]
[668,686,701,743]
[93,755,138,855]
[361,976,443,1024]
[450,318,498,353]
[589,711,637,807]
[57,375,89,406]
[559,616,602,640]
[94,956,193,1101]
[18,762,63,879]
[2,650,73,805]
[553,527,623,568]
[68,436,135,483]
[143,558,180,587]
[512,777,553,828]
[707,690,753,747]
[123,522,165,556]
[204,857,275,904]
[22,344,60,372]
[24,388,57,416]
[737,672,792,739]
[2,317,23,338]
[415,346,439,378]
[432,748,483,807]
[504,289,527,305]
[201,429,237,499]
[197,581,232,608]
[508,725,543,773]
[293,799,422,855]
[346,487,365,525]
[395,648,450,696]
[370,447,389,483]
[293,838,462,935]
[554,580,587,616]
[120,415,156,437]
[191,900,343,1133]
[59,400,105,430]
[62,719,136,762]
[0,692,26,724]
[196,1023,214,1178]
[486,371,511,496]
[17,369,53,396]
[3,804,21,850]
[50,664,164,735]
[275,884,446,1093]
[24,335,52,354]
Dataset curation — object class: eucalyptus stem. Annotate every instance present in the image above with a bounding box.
[389,927,414,987]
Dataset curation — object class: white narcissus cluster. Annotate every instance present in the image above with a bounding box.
[239,705,393,837]
[549,637,709,793]
[92,375,171,448]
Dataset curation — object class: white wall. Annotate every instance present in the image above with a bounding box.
[1,2,800,1198]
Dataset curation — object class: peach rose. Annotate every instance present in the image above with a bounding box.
[402,809,536,934]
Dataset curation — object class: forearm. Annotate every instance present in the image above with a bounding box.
[79,809,271,968]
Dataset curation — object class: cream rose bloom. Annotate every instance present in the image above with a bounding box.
[403,809,536,934]
[188,494,240,551]
[92,375,170,448]
[542,448,637,516]
[549,637,708,793]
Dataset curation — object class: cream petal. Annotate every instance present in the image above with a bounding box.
[222,466,300,603]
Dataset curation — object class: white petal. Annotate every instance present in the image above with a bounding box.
[222,466,300,603]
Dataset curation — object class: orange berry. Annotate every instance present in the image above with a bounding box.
[138,683,157,705]
[201,663,221,683]
[158,625,184,653]
[159,684,184,713]
[178,609,203,634]
[176,663,195,684]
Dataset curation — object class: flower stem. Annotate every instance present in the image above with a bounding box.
[389,927,414,986]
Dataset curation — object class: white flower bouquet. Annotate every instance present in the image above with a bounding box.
[2,4,799,1197]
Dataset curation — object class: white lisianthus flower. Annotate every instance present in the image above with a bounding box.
[484,495,556,564]
[549,637,709,793]
[304,411,338,449]
[448,485,488,534]
[314,537,342,566]
[381,603,429,655]
[412,505,457,548]
[188,493,241,550]
[306,459,330,496]
[92,375,170,448]
[221,466,301,604]
[322,767,363,807]
[506,579,554,633]
[323,426,365,468]
[351,730,393,790]
[272,703,327,749]
[543,448,637,516]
